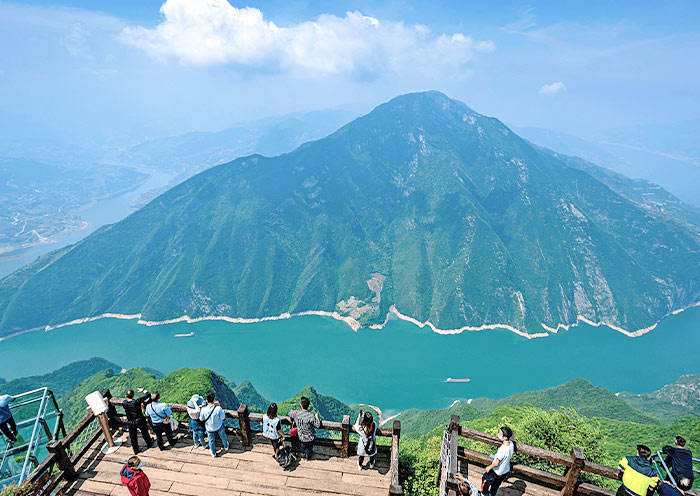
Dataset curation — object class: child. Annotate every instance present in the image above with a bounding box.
[354,411,377,470]
[263,402,286,457]
[120,456,151,496]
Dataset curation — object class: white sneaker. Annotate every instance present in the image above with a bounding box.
[357,461,363,471]
[370,459,376,469]
[223,445,229,453]
[202,445,209,451]
[211,452,217,458]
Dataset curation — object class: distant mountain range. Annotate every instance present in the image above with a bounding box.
[0,91,699,338]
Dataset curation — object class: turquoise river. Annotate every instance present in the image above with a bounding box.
[1,306,699,416]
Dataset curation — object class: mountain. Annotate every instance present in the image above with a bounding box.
[384,401,482,438]
[618,374,700,422]
[233,380,270,413]
[469,378,658,424]
[277,386,360,421]
[1,91,700,337]
[0,357,120,399]
[515,125,700,208]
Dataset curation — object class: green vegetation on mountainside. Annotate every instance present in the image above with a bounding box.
[277,385,361,421]
[0,357,120,398]
[383,402,482,438]
[470,378,658,423]
[233,380,270,413]
[1,92,699,339]
[618,375,700,422]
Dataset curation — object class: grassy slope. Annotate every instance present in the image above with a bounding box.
[470,378,659,424]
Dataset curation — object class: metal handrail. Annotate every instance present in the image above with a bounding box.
[651,450,676,485]
[17,388,50,483]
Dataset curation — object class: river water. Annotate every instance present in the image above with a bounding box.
[1,306,698,416]
[0,170,174,278]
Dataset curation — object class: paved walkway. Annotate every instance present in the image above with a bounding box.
[63,429,392,496]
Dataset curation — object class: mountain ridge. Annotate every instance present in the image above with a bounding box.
[1,91,699,338]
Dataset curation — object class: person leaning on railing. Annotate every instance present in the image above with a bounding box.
[0,389,18,445]
[618,445,659,496]
[657,479,693,496]
[480,426,514,496]
[145,392,178,451]
[122,388,153,455]
[662,436,694,487]
[288,396,320,461]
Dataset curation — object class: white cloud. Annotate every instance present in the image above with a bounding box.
[538,81,566,95]
[119,0,494,77]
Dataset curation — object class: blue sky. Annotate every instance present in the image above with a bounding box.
[1,0,699,146]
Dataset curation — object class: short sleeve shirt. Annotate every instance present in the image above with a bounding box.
[493,442,514,476]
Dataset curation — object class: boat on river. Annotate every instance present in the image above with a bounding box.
[445,377,470,383]
[174,332,195,338]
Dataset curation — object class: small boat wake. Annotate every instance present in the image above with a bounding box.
[174,332,195,338]
[445,377,470,383]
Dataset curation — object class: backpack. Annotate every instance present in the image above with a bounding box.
[363,423,377,454]
[276,446,296,468]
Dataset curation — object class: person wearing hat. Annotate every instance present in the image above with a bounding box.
[187,394,207,449]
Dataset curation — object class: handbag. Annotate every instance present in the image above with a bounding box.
[289,411,299,438]
[170,418,179,431]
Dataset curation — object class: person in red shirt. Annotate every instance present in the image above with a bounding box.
[120,456,151,496]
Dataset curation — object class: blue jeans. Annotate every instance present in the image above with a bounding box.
[301,440,314,459]
[192,430,205,447]
[207,426,229,455]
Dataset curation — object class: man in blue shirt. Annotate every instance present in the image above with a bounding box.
[199,393,229,458]
[145,391,177,450]
[0,391,18,444]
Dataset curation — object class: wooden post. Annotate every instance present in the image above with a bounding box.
[238,404,251,446]
[46,440,78,482]
[341,415,350,458]
[561,447,585,496]
[389,420,402,495]
[446,415,460,496]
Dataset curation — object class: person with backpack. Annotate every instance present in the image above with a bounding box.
[122,388,153,454]
[288,396,320,460]
[662,436,694,486]
[481,426,515,496]
[618,444,660,496]
[263,402,286,457]
[120,455,151,496]
[145,391,177,450]
[199,393,229,457]
[354,410,378,470]
[186,394,206,449]
[0,390,18,445]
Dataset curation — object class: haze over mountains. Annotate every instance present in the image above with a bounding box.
[0,91,699,339]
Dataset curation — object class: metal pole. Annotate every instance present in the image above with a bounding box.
[18,388,48,483]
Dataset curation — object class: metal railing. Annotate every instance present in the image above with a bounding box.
[0,388,65,488]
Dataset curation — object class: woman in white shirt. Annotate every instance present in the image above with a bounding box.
[481,426,514,496]
[354,411,378,471]
[263,403,286,457]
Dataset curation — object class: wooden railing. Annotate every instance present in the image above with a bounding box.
[108,395,403,495]
[19,411,103,496]
[438,414,621,496]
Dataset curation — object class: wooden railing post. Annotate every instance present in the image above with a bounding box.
[238,404,251,446]
[341,415,350,458]
[46,439,77,482]
[561,447,584,496]
[389,420,402,495]
[446,415,460,496]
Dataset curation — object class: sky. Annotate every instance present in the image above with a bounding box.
[1,0,699,147]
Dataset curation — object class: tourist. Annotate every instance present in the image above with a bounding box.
[457,473,482,496]
[0,390,18,444]
[187,394,207,449]
[354,410,378,470]
[481,426,514,496]
[120,455,151,496]
[288,396,320,460]
[145,392,177,450]
[199,393,229,458]
[657,479,693,496]
[662,437,694,486]
[617,444,659,496]
[123,388,153,454]
[263,402,286,457]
